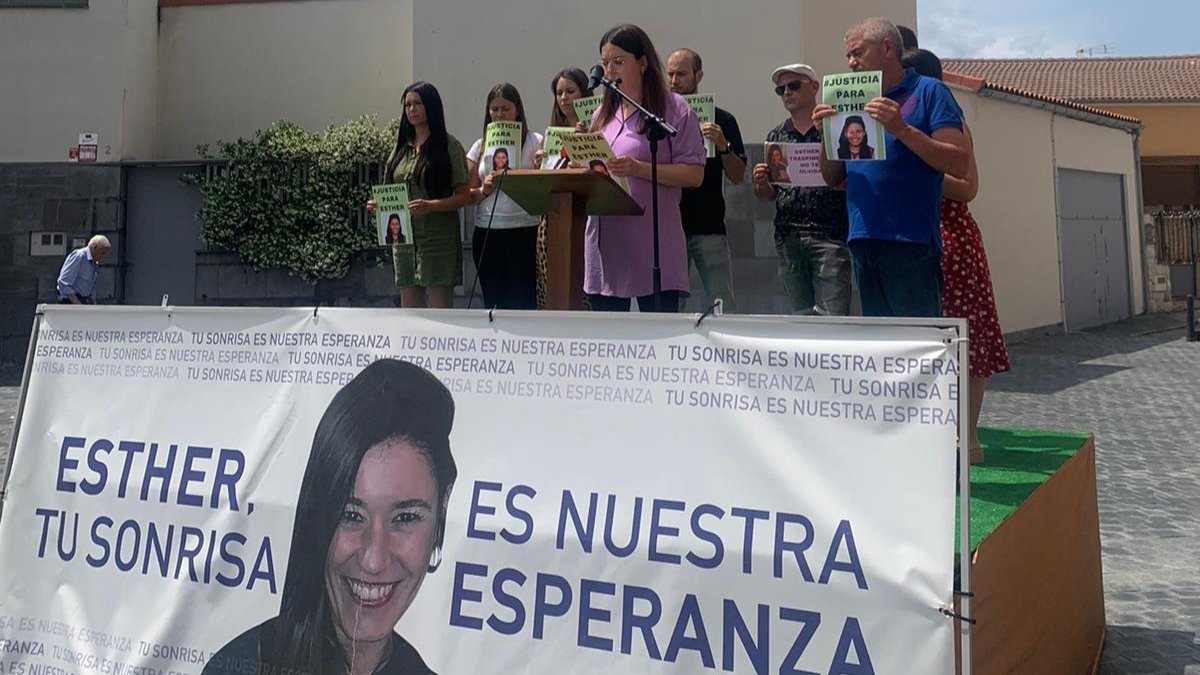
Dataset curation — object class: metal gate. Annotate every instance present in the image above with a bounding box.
[1057,169,1132,330]
[123,164,205,306]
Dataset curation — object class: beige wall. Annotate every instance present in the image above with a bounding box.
[411,0,914,149]
[800,0,917,88]
[157,0,415,159]
[0,0,157,162]
[1099,104,1200,158]
[2,0,912,161]
[122,1,160,160]
[951,87,1144,333]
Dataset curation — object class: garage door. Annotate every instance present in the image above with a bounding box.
[1057,169,1132,330]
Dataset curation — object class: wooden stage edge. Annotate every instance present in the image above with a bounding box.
[955,435,1105,675]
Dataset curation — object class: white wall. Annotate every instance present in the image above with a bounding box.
[953,87,1143,334]
[157,0,415,159]
[0,1,157,162]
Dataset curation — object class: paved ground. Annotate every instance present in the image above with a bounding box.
[981,312,1200,674]
[1,313,1197,673]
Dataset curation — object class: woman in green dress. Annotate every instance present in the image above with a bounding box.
[369,81,471,308]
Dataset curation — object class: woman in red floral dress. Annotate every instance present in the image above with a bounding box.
[942,159,1011,463]
[905,48,1011,464]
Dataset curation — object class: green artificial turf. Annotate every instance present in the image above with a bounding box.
[959,427,1090,552]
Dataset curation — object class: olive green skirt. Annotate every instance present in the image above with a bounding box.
[393,212,463,288]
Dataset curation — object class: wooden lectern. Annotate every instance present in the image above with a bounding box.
[499,169,643,310]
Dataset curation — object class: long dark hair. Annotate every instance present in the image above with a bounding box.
[593,24,669,132]
[480,82,529,146]
[260,359,458,675]
[386,81,454,199]
[549,68,592,127]
[837,116,875,159]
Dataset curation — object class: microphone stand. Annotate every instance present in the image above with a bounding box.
[596,75,677,311]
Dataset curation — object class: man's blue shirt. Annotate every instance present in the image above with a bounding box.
[845,68,964,249]
[57,246,98,300]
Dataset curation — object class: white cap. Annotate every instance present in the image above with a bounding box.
[771,63,818,84]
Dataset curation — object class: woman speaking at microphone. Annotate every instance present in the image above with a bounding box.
[585,24,705,312]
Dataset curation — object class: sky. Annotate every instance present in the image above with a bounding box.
[917,0,1200,58]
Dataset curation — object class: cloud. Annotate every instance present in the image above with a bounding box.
[918,0,1078,58]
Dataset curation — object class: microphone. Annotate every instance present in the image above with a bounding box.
[587,65,605,91]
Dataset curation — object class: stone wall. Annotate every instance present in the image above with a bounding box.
[0,164,123,364]
[194,250,399,308]
[1144,212,1197,314]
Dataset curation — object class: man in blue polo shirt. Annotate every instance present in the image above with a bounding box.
[815,17,969,317]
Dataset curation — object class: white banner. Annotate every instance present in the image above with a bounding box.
[0,307,962,675]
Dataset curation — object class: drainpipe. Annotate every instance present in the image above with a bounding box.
[1132,129,1149,316]
[1050,113,1070,332]
[117,165,129,304]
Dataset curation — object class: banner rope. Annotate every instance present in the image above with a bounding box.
[694,298,723,328]
[939,607,977,625]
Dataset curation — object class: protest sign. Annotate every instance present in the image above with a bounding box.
[764,142,826,187]
[572,95,604,126]
[484,121,524,172]
[822,72,886,161]
[541,126,575,170]
[563,133,628,193]
[683,94,716,158]
[371,183,411,245]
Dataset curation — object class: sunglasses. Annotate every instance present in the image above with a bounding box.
[774,80,809,96]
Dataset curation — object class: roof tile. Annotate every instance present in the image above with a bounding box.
[941,56,1200,103]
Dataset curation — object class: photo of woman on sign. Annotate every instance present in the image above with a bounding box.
[836,115,875,160]
[766,143,790,183]
[490,146,511,172]
[588,158,612,178]
[385,213,406,245]
[204,358,457,675]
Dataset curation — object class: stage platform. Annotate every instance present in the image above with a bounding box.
[957,428,1105,675]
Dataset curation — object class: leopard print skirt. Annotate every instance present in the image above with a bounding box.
[535,216,589,310]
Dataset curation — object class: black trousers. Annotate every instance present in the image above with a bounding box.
[472,226,538,310]
[588,291,682,313]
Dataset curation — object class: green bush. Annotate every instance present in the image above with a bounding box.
[190,116,400,282]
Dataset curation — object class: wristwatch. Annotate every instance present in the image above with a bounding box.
[717,145,732,156]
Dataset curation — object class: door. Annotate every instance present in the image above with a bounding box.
[1057,169,1132,330]
[124,165,204,306]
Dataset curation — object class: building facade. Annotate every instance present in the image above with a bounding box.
[945,55,1200,309]
[2,1,1147,364]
